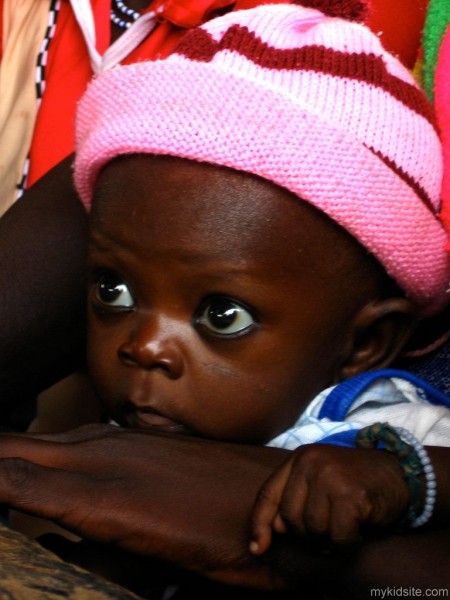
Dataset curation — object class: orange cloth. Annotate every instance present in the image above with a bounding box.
[0,0,50,214]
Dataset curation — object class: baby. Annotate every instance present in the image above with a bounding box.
[74,1,450,563]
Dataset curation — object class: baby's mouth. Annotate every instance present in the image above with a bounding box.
[130,408,193,435]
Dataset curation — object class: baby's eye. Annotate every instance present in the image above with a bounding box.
[195,297,256,336]
[93,272,135,309]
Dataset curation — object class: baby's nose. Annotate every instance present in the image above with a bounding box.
[117,316,184,379]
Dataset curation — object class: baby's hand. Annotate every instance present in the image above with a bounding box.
[249,444,410,554]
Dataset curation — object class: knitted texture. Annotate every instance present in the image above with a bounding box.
[291,0,368,21]
[74,3,450,317]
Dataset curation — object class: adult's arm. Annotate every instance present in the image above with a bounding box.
[0,155,88,420]
[0,425,448,596]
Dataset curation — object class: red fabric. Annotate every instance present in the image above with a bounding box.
[24,0,428,187]
[366,0,428,69]
[27,0,178,187]
[164,0,235,28]
[26,0,286,187]
[28,1,95,186]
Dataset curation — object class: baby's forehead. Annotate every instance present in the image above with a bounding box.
[93,155,341,245]
[91,154,371,284]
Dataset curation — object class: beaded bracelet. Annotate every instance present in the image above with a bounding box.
[355,422,436,528]
[394,426,437,528]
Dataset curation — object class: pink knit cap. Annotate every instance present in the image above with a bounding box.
[74,2,450,317]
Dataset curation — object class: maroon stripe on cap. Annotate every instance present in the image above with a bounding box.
[366,145,440,217]
[297,0,368,21]
[175,25,437,128]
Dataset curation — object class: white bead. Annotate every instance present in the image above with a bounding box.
[395,427,436,528]
[111,0,141,30]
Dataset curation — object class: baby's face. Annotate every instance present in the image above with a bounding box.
[87,155,370,444]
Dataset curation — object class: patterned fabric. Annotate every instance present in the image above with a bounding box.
[268,373,450,449]
[0,0,51,215]
[16,0,61,199]
[0,521,139,599]
[74,3,450,318]
[406,336,450,398]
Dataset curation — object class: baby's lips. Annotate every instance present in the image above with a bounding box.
[134,409,193,435]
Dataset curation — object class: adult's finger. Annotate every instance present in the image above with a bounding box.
[0,429,113,473]
[0,459,123,542]
[0,425,153,472]
[0,422,118,444]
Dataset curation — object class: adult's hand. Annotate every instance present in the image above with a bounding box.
[0,425,449,597]
[0,425,289,590]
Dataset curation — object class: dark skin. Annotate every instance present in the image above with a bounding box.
[1,156,449,596]
[0,4,448,594]
[250,444,409,554]
[0,0,154,420]
[86,156,415,446]
[0,156,87,424]
[0,0,435,423]
[0,428,449,595]
[88,156,404,444]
